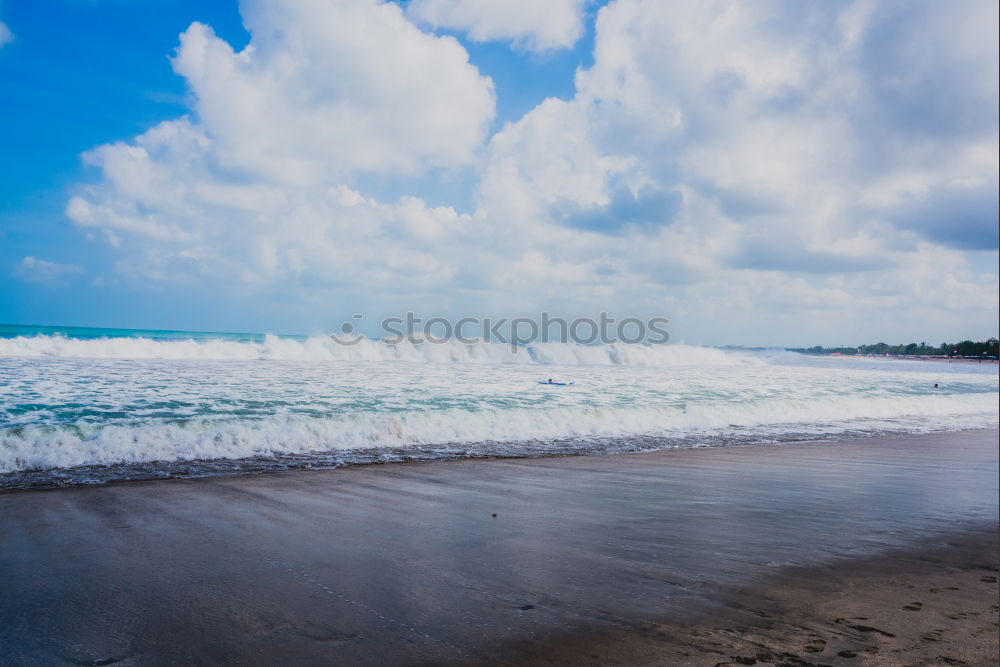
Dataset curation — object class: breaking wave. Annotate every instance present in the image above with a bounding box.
[0,334,768,366]
[3,392,996,475]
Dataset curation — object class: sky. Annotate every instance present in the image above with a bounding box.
[0,0,997,347]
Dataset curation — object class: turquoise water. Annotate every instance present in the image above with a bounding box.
[0,324,996,489]
[0,323,306,343]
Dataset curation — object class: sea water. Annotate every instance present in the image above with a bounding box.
[1,325,997,489]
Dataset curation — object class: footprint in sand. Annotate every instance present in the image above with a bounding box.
[980,575,997,583]
[803,638,827,653]
[903,601,923,611]
[921,630,943,642]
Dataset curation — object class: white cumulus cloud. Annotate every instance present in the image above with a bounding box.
[478,0,998,266]
[407,0,588,51]
[62,0,998,343]
[169,0,494,184]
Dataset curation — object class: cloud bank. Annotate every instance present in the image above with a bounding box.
[64,0,999,342]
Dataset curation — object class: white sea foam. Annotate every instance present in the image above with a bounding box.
[2,334,996,486]
[0,334,764,366]
[2,392,996,473]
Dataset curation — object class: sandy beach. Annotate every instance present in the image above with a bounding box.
[503,530,999,666]
[833,356,998,365]
[1,430,997,666]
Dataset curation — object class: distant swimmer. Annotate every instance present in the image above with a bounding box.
[539,379,573,386]
[933,383,939,388]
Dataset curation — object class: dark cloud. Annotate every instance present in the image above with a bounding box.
[553,184,682,234]
[854,1,997,141]
[729,239,891,274]
[890,184,999,250]
[696,182,778,220]
[704,69,746,105]
[840,1,999,186]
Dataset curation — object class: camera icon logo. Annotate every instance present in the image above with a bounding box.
[329,314,365,346]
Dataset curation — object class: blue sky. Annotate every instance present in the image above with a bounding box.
[1,0,997,346]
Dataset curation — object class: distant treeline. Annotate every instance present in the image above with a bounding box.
[789,338,1000,357]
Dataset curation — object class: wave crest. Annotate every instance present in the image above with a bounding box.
[0,334,767,366]
[2,393,996,474]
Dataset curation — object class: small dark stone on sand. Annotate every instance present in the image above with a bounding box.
[519,604,535,610]
[491,513,497,518]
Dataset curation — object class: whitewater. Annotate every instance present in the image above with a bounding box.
[1,329,997,489]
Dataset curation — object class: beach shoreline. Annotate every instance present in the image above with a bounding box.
[1,429,997,665]
[5,425,998,493]
[812,354,998,365]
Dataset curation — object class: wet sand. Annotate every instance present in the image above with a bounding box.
[503,530,999,666]
[1,429,997,665]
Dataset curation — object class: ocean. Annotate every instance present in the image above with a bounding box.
[1,324,997,490]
